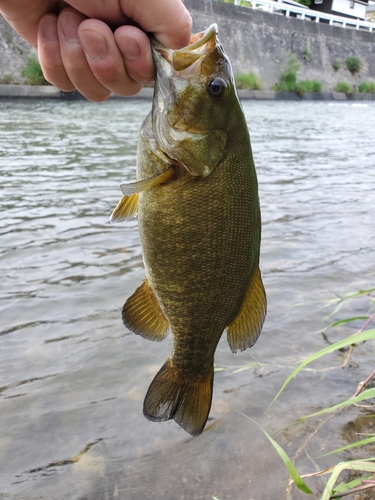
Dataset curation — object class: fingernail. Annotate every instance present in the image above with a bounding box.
[60,12,81,44]
[79,31,108,61]
[39,16,58,42]
[119,35,141,62]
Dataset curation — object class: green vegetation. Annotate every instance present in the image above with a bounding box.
[358,82,375,93]
[345,56,362,75]
[274,53,322,95]
[274,53,301,92]
[295,80,322,96]
[22,57,49,86]
[335,81,355,94]
[0,72,13,84]
[302,39,312,61]
[235,72,262,90]
[297,0,311,6]
[332,57,342,71]
[265,288,375,499]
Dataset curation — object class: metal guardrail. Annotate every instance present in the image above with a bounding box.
[233,0,374,32]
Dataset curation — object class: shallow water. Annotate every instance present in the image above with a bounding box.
[0,99,374,499]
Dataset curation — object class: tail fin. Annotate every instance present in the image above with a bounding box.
[143,359,214,436]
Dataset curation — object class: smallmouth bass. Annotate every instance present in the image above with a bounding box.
[111,24,266,436]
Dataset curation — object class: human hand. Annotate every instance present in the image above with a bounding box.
[0,0,192,101]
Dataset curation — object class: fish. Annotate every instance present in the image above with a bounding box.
[110,24,266,436]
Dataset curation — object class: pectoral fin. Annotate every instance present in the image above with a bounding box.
[120,168,173,196]
[110,193,139,223]
[227,267,267,353]
[122,279,169,341]
[110,168,174,223]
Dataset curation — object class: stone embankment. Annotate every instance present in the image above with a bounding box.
[1,0,375,93]
[1,83,375,100]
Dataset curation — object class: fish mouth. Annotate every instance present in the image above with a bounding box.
[151,23,218,74]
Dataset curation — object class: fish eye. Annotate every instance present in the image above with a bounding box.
[207,77,228,99]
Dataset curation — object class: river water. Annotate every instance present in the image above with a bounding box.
[1,98,374,500]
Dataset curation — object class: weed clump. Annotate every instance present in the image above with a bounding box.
[358,82,375,93]
[295,80,322,96]
[22,57,49,86]
[335,82,355,94]
[235,73,263,90]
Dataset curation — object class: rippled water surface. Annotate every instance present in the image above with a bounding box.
[1,99,374,499]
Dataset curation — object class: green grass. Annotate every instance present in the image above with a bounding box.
[332,58,342,71]
[335,82,354,94]
[295,80,322,96]
[0,72,13,84]
[235,72,262,90]
[359,82,375,94]
[345,56,362,76]
[264,288,375,499]
[22,57,49,86]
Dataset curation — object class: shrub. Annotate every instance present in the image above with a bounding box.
[284,52,302,75]
[274,53,301,92]
[345,56,362,75]
[295,80,322,96]
[358,82,375,93]
[302,39,312,61]
[235,72,262,90]
[335,81,354,94]
[0,72,13,84]
[332,58,342,71]
[297,0,311,6]
[276,72,297,92]
[22,57,49,85]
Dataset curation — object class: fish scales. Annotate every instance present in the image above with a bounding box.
[110,24,266,436]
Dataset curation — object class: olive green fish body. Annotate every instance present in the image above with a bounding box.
[111,24,266,436]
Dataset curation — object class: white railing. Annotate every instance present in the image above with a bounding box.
[233,0,374,32]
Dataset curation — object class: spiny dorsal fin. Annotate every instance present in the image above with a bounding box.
[110,193,138,223]
[122,279,169,341]
[120,168,173,196]
[227,266,267,353]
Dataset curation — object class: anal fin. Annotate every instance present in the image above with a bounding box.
[122,279,169,341]
[227,266,267,353]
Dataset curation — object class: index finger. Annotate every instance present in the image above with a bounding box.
[0,0,66,47]
[65,0,192,49]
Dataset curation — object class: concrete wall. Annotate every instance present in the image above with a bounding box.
[1,2,374,90]
[183,0,375,90]
[0,16,36,84]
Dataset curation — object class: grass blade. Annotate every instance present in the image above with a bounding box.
[238,412,313,495]
[268,329,375,409]
[321,460,375,500]
[288,388,375,426]
[318,435,375,458]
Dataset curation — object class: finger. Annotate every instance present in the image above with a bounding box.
[57,7,110,101]
[78,20,142,97]
[0,0,67,47]
[62,0,127,24]
[63,0,192,49]
[114,25,155,86]
[119,0,192,49]
[38,14,75,91]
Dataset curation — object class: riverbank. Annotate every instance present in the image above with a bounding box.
[1,84,375,101]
